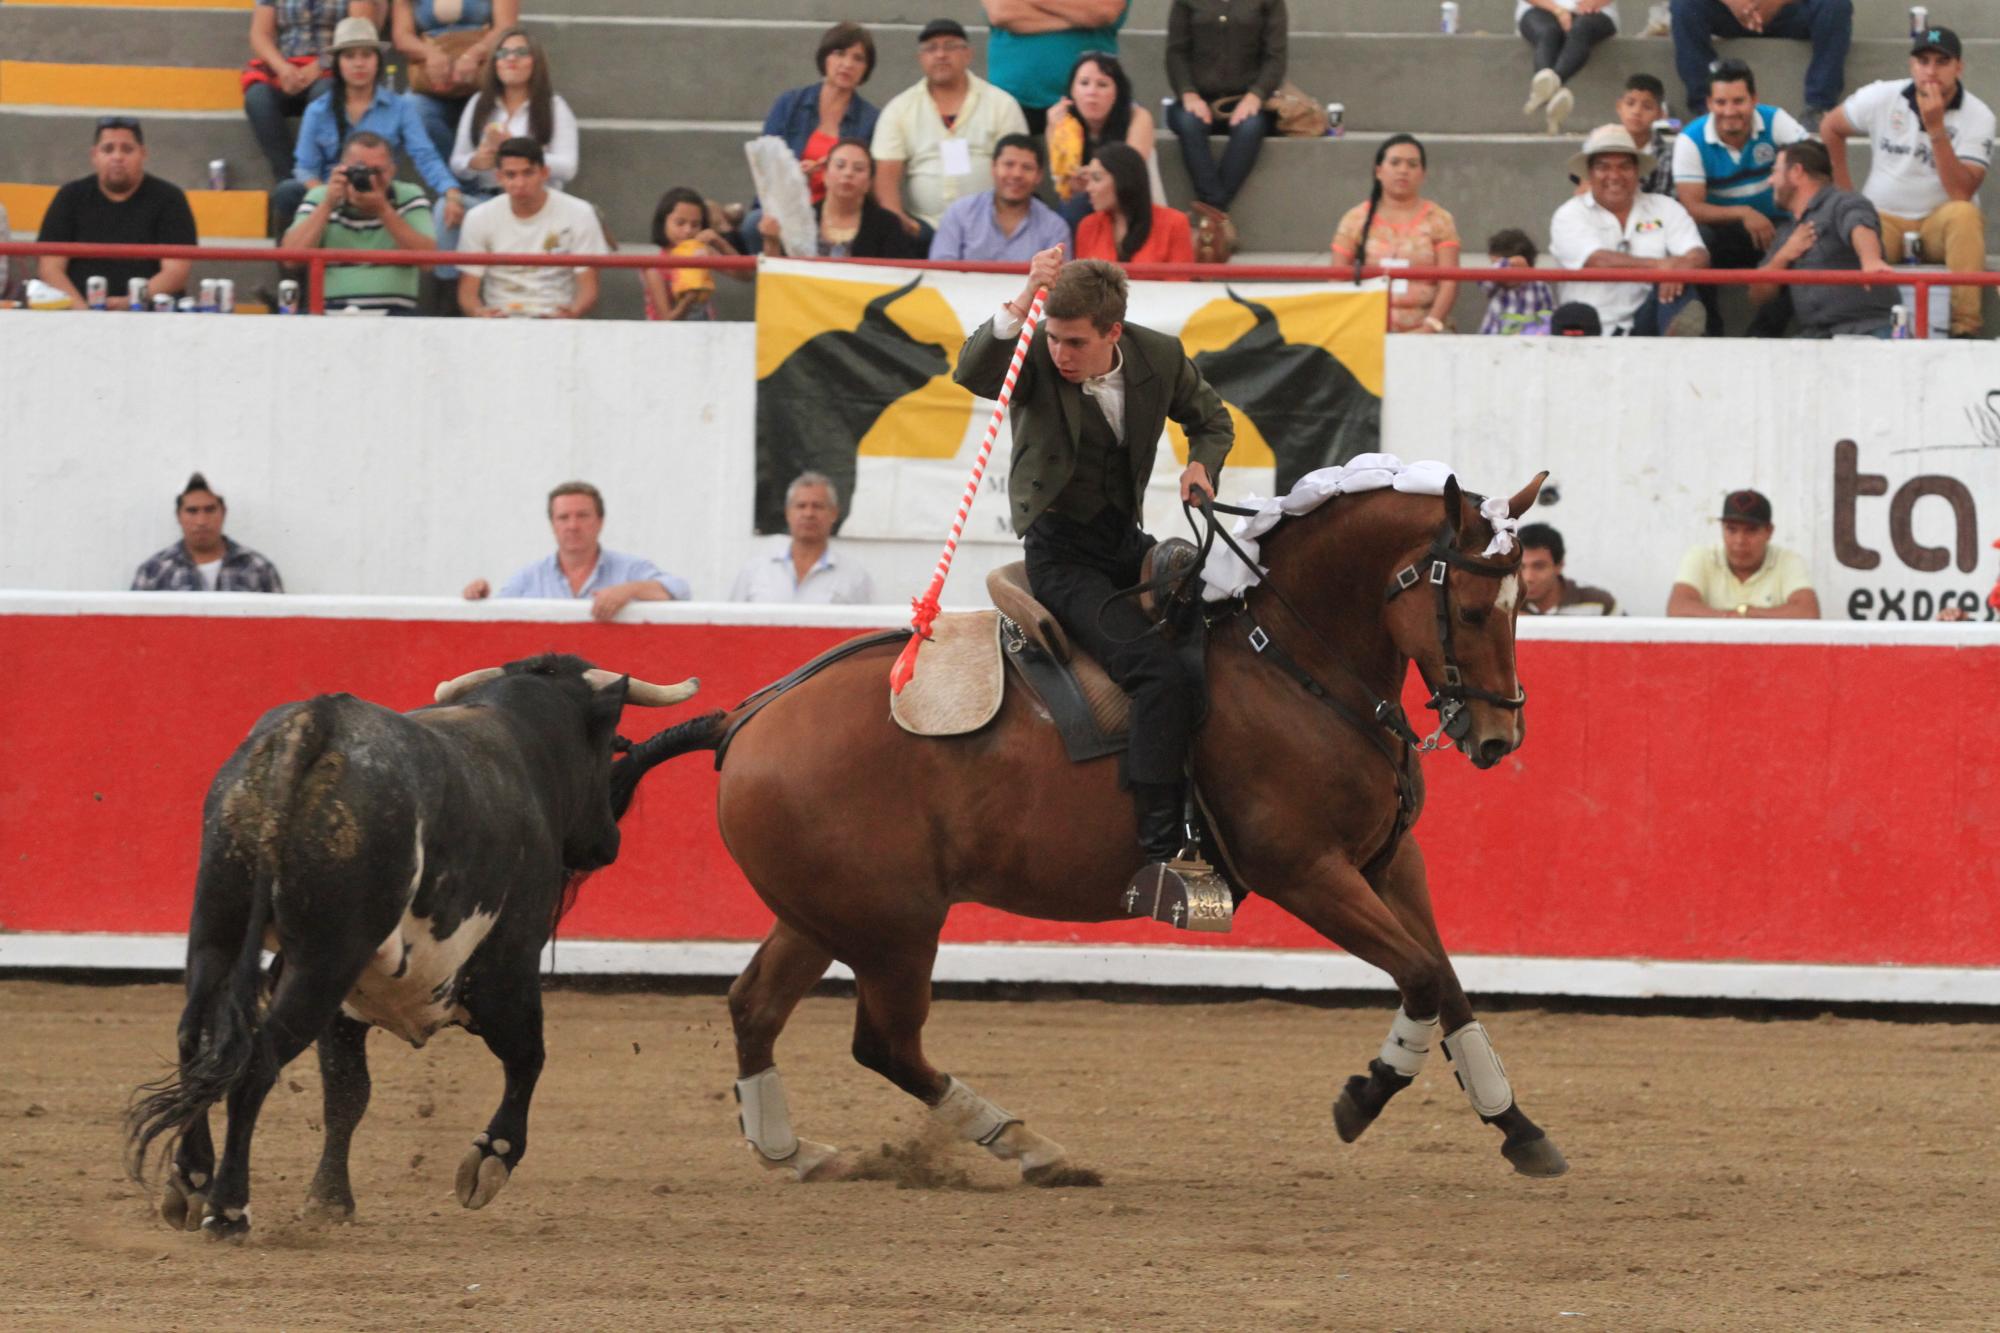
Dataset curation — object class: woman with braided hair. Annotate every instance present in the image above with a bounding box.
[1330,133,1461,334]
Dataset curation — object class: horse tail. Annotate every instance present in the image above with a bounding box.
[610,709,727,819]
[125,701,329,1179]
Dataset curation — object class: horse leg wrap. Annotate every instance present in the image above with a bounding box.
[930,1077,1020,1148]
[734,1068,801,1163]
[1378,1008,1439,1079]
[1441,1021,1515,1120]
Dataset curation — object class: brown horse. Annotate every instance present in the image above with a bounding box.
[631,472,1564,1185]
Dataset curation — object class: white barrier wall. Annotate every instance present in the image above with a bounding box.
[4,311,1995,618]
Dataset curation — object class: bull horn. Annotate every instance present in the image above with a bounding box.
[582,670,701,707]
[434,666,504,704]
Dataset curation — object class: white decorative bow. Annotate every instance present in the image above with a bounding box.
[1478,496,1519,558]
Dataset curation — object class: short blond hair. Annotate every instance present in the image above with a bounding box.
[546,480,604,518]
[1044,259,1127,332]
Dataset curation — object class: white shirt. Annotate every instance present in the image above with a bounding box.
[449,94,580,191]
[1513,0,1620,31]
[991,305,1126,441]
[1547,190,1704,333]
[456,189,609,316]
[730,540,876,604]
[1840,78,1995,218]
[195,557,221,590]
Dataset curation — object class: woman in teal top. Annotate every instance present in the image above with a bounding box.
[983,0,1128,135]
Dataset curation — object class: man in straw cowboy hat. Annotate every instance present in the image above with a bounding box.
[1549,123,1711,336]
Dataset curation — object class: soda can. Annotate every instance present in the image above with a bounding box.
[1911,7,1928,38]
[214,278,235,314]
[127,277,149,308]
[1441,1,1460,34]
[1903,232,1921,264]
[1891,305,1910,339]
[86,276,108,309]
[277,279,301,314]
[176,297,197,313]
[197,278,219,313]
[153,293,175,313]
[1325,102,1345,138]
[208,158,229,192]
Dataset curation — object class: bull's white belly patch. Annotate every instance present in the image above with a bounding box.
[344,906,497,1047]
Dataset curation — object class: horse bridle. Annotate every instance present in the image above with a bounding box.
[1384,521,1528,750]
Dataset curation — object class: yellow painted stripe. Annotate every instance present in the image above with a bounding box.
[5,0,253,10]
[0,61,242,111]
[2,182,269,238]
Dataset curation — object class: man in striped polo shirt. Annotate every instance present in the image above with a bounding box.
[281,131,437,314]
[1672,59,1808,335]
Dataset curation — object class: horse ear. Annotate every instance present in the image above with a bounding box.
[1506,471,1550,520]
[1442,473,1464,539]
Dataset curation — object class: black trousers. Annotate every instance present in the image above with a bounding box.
[1697,220,1792,337]
[1024,509,1199,788]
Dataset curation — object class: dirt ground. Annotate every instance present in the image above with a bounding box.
[1,980,1995,1332]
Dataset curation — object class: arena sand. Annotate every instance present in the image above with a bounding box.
[2,980,1995,1330]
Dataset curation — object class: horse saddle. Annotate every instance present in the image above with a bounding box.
[888,543,1200,765]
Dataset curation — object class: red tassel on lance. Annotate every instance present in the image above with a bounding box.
[889,589,943,693]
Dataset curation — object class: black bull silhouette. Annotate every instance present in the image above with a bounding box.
[751,282,1380,533]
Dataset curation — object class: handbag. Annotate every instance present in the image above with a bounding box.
[407,27,486,99]
[1263,82,1330,138]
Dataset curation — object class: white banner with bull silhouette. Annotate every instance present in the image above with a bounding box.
[752,257,1389,541]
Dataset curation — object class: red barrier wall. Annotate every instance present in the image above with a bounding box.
[2,604,1994,967]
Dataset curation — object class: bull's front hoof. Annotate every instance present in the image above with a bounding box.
[1502,1133,1569,1178]
[160,1166,208,1232]
[301,1193,355,1224]
[200,1207,249,1242]
[455,1134,514,1209]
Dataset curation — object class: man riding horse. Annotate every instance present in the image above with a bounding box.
[953,247,1232,900]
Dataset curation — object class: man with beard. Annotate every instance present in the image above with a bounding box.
[36,117,197,308]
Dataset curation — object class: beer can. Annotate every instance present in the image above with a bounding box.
[277,279,301,314]
[86,276,108,309]
[127,277,149,308]
[1903,231,1921,264]
[197,278,219,313]
[176,297,197,313]
[208,158,229,192]
[1441,1,1460,34]
[1911,7,1928,38]
[153,293,175,313]
[1325,102,1345,138]
[214,278,235,314]
[1891,304,1910,339]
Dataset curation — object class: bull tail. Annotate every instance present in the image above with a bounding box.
[610,709,726,819]
[126,701,332,1179]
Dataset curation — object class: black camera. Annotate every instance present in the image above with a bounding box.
[344,164,376,192]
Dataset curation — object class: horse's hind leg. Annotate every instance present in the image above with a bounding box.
[1359,839,1568,1178]
[849,945,1088,1187]
[727,922,844,1182]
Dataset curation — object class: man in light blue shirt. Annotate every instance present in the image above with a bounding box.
[730,472,877,604]
[463,481,691,620]
[929,134,1073,263]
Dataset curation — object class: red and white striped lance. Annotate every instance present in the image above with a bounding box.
[889,288,1046,694]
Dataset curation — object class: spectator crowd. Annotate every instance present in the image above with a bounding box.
[14,2,1994,339]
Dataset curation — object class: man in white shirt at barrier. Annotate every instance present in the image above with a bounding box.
[463,480,691,621]
[455,138,609,319]
[730,471,877,604]
[1550,124,1711,336]
[1667,488,1819,619]
[1821,25,1993,339]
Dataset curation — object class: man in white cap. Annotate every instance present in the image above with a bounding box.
[1549,123,1710,336]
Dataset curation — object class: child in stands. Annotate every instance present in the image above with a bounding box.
[1479,229,1556,335]
[643,186,741,321]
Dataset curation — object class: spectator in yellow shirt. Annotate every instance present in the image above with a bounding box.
[1668,489,1820,618]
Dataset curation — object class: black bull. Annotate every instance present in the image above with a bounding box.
[125,655,708,1240]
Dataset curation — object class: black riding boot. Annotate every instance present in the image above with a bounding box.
[1131,781,1187,863]
[1122,782,1233,932]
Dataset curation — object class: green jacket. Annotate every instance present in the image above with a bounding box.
[954,317,1234,536]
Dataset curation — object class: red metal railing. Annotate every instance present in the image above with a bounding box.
[3,240,1990,337]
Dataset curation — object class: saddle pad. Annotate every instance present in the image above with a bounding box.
[890,611,1005,737]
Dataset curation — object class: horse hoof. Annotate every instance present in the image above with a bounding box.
[1332,1084,1373,1144]
[1503,1134,1569,1178]
[200,1207,249,1242]
[455,1141,513,1209]
[161,1168,208,1232]
[1022,1159,1104,1188]
[793,1139,847,1183]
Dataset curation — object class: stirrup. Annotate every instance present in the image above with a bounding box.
[1122,855,1233,932]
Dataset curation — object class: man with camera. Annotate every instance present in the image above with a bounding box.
[280,131,437,315]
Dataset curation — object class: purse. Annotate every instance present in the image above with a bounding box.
[407,27,486,99]
[1263,82,1330,138]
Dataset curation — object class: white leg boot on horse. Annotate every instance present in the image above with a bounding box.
[1442,1021,1566,1176]
[726,924,845,1182]
[1334,1006,1437,1142]
[930,1077,1094,1187]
